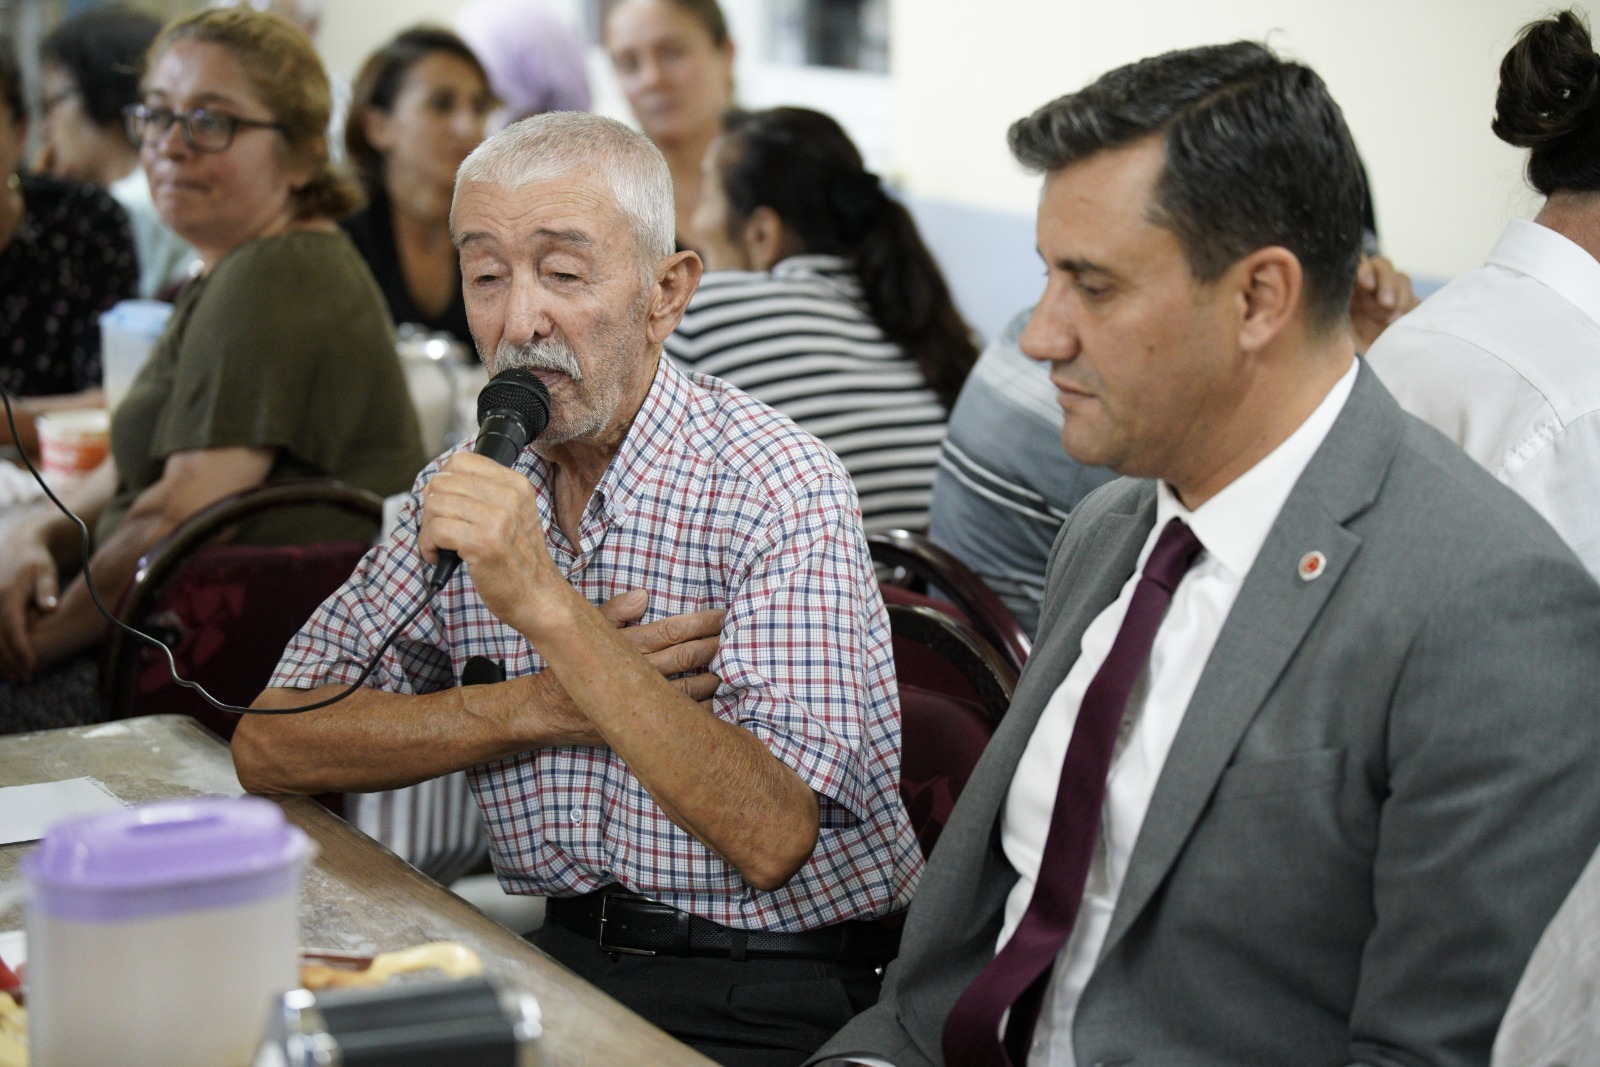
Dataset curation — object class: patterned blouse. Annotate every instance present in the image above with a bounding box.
[0,174,139,397]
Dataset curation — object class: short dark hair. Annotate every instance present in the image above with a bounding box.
[346,25,491,193]
[662,0,729,47]
[1009,41,1364,334]
[41,7,161,129]
[1492,8,1600,196]
[0,33,22,124]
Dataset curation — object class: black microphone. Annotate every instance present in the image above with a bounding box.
[429,367,552,589]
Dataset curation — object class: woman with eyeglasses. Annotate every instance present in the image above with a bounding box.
[0,32,138,452]
[38,8,195,298]
[342,27,494,346]
[0,7,425,730]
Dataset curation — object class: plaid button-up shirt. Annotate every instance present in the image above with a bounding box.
[272,356,922,931]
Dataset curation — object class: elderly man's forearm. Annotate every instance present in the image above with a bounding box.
[533,590,823,890]
[236,674,603,793]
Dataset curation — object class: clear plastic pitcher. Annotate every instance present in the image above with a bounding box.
[99,299,174,413]
[22,797,313,1067]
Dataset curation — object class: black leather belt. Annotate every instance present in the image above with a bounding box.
[546,889,893,964]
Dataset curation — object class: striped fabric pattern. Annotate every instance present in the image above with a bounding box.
[346,772,488,885]
[271,356,922,932]
[665,254,949,534]
[928,308,1120,637]
[936,436,1073,611]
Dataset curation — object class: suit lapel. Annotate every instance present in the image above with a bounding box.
[965,487,1156,834]
[891,481,1158,1054]
[1100,362,1404,956]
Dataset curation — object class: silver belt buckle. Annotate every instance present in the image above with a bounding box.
[597,892,656,956]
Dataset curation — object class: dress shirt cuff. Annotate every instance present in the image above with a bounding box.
[812,1057,897,1067]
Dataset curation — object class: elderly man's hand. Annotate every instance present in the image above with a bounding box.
[1350,254,1419,352]
[599,589,724,707]
[419,451,565,634]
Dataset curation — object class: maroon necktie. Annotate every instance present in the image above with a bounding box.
[942,517,1205,1067]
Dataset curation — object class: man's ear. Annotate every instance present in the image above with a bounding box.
[644,250,704,345]
[741,206,786,272]
[1233,245,1302,354]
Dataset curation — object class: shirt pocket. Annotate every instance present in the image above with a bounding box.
[1211,747,1345,803]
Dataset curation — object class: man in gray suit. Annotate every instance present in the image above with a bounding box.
[811,40,1600,1067]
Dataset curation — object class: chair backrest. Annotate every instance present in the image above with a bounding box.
[890,603,1017,858]
[100,480,383,738]
[870,528,1031,674]
[880,582,980,703]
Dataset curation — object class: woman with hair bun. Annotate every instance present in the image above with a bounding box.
[666,106,977,534]
[1369,8,1600,580]
[0,6,424,728]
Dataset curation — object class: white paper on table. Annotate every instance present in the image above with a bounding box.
[0,777,125,845]
[0,930,23,970]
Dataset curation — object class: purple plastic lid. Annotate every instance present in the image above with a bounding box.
[20,796,312,922]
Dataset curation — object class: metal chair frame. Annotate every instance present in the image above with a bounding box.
[887,603,1018,723]
[870,528,1032,673]
[99,478,383,722]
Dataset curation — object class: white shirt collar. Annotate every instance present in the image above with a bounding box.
[1155,358,1359,580]
[1488,218,1600,330]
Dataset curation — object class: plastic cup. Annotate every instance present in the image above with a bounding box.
[22,797,313,1067]
[100,299,173,413]
[35,408,109,488]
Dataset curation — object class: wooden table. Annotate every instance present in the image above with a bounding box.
[0,714,714,1067]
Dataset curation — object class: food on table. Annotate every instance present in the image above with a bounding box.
[0,991,26,1067]
[299,940,483,990]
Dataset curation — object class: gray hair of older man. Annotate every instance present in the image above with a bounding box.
[451,112,676,268]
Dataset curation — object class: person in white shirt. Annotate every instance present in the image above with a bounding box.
[809,38,1600,1067]
[1368,9,1600,582]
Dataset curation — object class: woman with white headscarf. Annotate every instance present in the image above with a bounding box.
[454,0,591,131]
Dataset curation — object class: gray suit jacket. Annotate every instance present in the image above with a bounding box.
[815,364,1600,1067]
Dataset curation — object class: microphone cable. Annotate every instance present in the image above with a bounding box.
[0,380,435,714]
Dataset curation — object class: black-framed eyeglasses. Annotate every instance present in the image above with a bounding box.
[122,103,284,153]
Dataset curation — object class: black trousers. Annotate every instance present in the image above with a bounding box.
[530,918,881,1067]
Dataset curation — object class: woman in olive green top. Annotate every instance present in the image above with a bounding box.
[0,7,425,728]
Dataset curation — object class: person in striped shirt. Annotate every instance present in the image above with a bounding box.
[666,107,977,534]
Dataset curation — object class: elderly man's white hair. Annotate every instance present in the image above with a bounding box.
[451,112,675,264]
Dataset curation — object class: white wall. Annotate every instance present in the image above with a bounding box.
[313,0,1599,294]
[315,0,896,169]
[316,0,471,82]
[889,0,1600,281]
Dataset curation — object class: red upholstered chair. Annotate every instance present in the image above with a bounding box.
[99,480,382,740]
[870,529,1031,675]
[890,604,1017,858]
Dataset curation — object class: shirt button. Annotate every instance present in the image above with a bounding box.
[569,807,583,823]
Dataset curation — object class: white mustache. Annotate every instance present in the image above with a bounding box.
[493,337,583,381]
